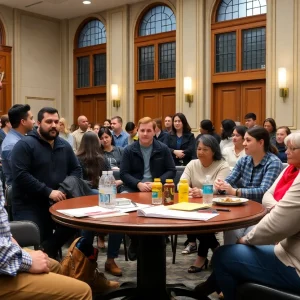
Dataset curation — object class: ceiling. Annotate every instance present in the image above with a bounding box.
[0,0,145,19]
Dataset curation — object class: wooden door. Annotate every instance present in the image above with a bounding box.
[75,94,106,125]
[137,88,175,122]
[213,80,266,133]
[241,80,266,127]
[0,46,12,114]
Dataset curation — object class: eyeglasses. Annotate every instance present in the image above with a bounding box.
[286,147,300,152]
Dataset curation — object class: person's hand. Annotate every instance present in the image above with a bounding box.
[137,182,152,192]
[115,180,123,187]
[219,182,235,195]
[237,236,247,245]
[189,187,202,198]
[49,190,66,202]
[173,150,185,159]
[214,178,225,190]
[28,250,50,274]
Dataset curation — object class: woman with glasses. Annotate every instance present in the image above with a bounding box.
[167,113,196,166]
[194,132,300,299]
[222,126,247,168]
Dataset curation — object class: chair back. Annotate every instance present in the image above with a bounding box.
[9,221,41,250]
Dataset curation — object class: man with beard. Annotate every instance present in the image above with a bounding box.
[10,107,82,258]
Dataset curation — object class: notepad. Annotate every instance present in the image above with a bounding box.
[168,202,211,211]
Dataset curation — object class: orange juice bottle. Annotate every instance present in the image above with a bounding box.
[152,178,162,205]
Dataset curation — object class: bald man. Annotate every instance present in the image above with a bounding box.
[71,115,89,152]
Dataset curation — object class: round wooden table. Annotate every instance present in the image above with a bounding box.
[50,193,267,300]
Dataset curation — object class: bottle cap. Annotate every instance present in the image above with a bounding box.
[102,171,107,175]
[166,179,174,183]
[154,178,161,182]
[107,171,113,175]
[180,179,188,183]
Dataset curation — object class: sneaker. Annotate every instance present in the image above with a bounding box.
[182,244,197,254]
[90,269,120,293]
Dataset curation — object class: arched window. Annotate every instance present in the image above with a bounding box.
[136,5,176,82]
[78,19,106,48]
[217,0,267,22]
[134,4,176,121]
[74,19,106,89]
[139,5,176,36]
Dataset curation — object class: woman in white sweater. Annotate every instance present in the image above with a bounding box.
[194,132,300,299]
[180,135,230,273]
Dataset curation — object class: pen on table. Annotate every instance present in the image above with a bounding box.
[216,208,231,212]
[198,208,231,213]
[131,201,138,207]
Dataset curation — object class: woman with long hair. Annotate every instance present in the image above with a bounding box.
[273,126,291,163]
[58,117,73,147]
[215,126,283,244]
[77,132,124,277]
[222,125,247,168]
[220,119,236,150]
[167,112,196,166]
[195,133,300,299]
[263,117,277,144]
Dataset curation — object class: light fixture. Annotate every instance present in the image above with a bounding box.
[111,84,120,109]
[83,1,91,4]
[278,67,288,100]
[183,77,193,107]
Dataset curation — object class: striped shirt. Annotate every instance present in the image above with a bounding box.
[0,182,32,276]
[225,152,283,202]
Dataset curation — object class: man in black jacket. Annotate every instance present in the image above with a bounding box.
[120,117,176,193]
[11,107,82,258]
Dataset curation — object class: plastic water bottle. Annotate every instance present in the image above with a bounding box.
[98,171,108,207]
[106,171,117,209]
[202,175,213,205]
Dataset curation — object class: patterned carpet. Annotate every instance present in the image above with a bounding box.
[87,234,222,300]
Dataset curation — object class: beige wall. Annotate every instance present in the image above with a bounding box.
[0,0,299,128]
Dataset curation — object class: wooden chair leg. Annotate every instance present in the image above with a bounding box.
[123,235,128,261]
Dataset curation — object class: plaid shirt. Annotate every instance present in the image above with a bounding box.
[0,182,32,276]
[225,152,283,202]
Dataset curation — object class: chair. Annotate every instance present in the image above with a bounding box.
[9,220,41,250]
[237,283,300,300]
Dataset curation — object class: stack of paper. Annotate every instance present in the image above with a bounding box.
[57,206,121,218]
[137,205,218,221]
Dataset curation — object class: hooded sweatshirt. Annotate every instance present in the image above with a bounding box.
[11,130,82,212]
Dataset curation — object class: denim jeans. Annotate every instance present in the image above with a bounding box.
[213,244,300,300]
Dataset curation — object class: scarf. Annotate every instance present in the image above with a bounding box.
[273,165,299,201]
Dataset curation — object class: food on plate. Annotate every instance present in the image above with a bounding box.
[219,197,241,203]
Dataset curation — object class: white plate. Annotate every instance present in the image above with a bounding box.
[213,197,249,206]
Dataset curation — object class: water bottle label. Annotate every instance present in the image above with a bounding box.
[152,191,158,198]
[203,185,213,194]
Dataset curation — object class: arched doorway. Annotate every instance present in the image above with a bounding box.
[134,4,176,122]
[211,0,267,131]
[73,18,107,125]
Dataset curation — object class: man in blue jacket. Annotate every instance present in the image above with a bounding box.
[11,107,82,258]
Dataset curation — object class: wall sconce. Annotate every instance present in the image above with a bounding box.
[278,68,288,100]
[184,77,193,107]
[111,84,120,109]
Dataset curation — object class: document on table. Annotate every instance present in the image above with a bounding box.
[57,206,121,218]
[137,205,218,221]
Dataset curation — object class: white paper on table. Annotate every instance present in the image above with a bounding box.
[137,205,218,221]
[57,206,119,218]
[89,212,129,219]
[118,203,152,213]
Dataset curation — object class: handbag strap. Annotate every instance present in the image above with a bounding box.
[68,236,83,254]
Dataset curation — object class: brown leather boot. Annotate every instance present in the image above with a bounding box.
[90,269,120,293]
[105,260,122,276]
